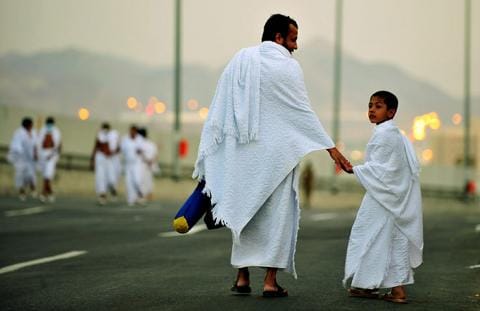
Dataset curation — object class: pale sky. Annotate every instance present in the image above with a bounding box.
[0,0,478,98]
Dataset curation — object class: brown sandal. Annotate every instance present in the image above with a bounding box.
[348,288,380,299]
[382,293,408,304]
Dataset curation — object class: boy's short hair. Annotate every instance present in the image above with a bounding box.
[372,90,398,111]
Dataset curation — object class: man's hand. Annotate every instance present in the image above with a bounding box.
[327,147,353,174]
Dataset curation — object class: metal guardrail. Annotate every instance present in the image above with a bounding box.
[0,145,193,179]
[0,144,475,199]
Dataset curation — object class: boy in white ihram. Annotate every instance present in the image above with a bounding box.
[343,91,423,304]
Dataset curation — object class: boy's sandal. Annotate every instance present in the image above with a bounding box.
[348,288,380,299]
[262,283,288,298]
[382,293,408,304]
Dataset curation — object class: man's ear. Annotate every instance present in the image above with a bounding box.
[274,33,284,45]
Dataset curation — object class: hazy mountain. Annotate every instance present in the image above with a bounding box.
[0,40,477,144]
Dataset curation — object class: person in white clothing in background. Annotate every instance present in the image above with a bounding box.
[37,116,62,202]
[8,117,38,201]
[90,122,118,205]
[343,91,423,304]
[121,125,146,206]
[107,127,121,200]
[137,127,158,201]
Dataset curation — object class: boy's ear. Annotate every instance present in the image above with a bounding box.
[387,108,396,119]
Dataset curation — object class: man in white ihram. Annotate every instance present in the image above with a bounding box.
[137,127,159,200]
[90,123,118,205]
[121,125,146,206]
[193,14,352,297]
[37,116,62,203]
[8,117,38,201]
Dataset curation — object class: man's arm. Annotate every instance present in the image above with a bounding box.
[327,147,353,173]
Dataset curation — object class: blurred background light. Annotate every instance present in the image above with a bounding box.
[78,108,90,121]
[127,97,138,110]
[198,107,209,120]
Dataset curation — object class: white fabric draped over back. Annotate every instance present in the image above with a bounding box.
[193,41,334,241]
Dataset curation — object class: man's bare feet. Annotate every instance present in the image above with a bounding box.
[263,268,288,297]
[235,268,249,287]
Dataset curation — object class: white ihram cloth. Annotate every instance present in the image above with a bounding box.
[193,41,334,277]
[94,130,112,194]
[344,120,423,289]
[8,127,37,189]
[107,130,121,186]
[141,139,158,195]
[37,126,61,179]
[121,134,145,204]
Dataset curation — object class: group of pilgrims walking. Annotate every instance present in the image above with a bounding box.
[7,118,158,207]
[90,123,159,206]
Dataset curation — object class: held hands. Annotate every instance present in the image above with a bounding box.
[327,147,353,174]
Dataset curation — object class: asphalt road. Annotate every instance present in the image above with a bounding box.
[0,194,479,311]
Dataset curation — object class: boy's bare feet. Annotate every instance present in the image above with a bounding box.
[383,285,407,304]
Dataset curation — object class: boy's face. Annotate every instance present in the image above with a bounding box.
[368,96,396,125]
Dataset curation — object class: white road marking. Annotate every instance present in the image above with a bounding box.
[159,224,208,238]
[0,250,87,275]
[5,206,51,217]
[311,213,338,221]
[467,264,480,269]
[475,224,480,233]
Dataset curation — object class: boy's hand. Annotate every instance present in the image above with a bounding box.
[327,147,353,174]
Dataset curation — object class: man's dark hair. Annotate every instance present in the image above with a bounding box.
[21,117,33,129]
[101,122,111,130]
[261,14,298,42]
[46,116,55,125]
[137,127,147,138]
[371,90,398,111]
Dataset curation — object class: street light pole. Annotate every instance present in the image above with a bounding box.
[463,0,472,195]
[331,0,343,194]
[172,0,182,180]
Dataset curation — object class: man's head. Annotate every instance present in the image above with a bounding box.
[262,14,298,54]
[21,117,33,131]
[368,90,398,125]
[101,122,111,131]
[137,127,147,138]
[129,125,138,138]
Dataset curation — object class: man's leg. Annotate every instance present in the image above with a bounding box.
[263,268,288,297]
[231,267,251,294]
[235,267,249,287]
